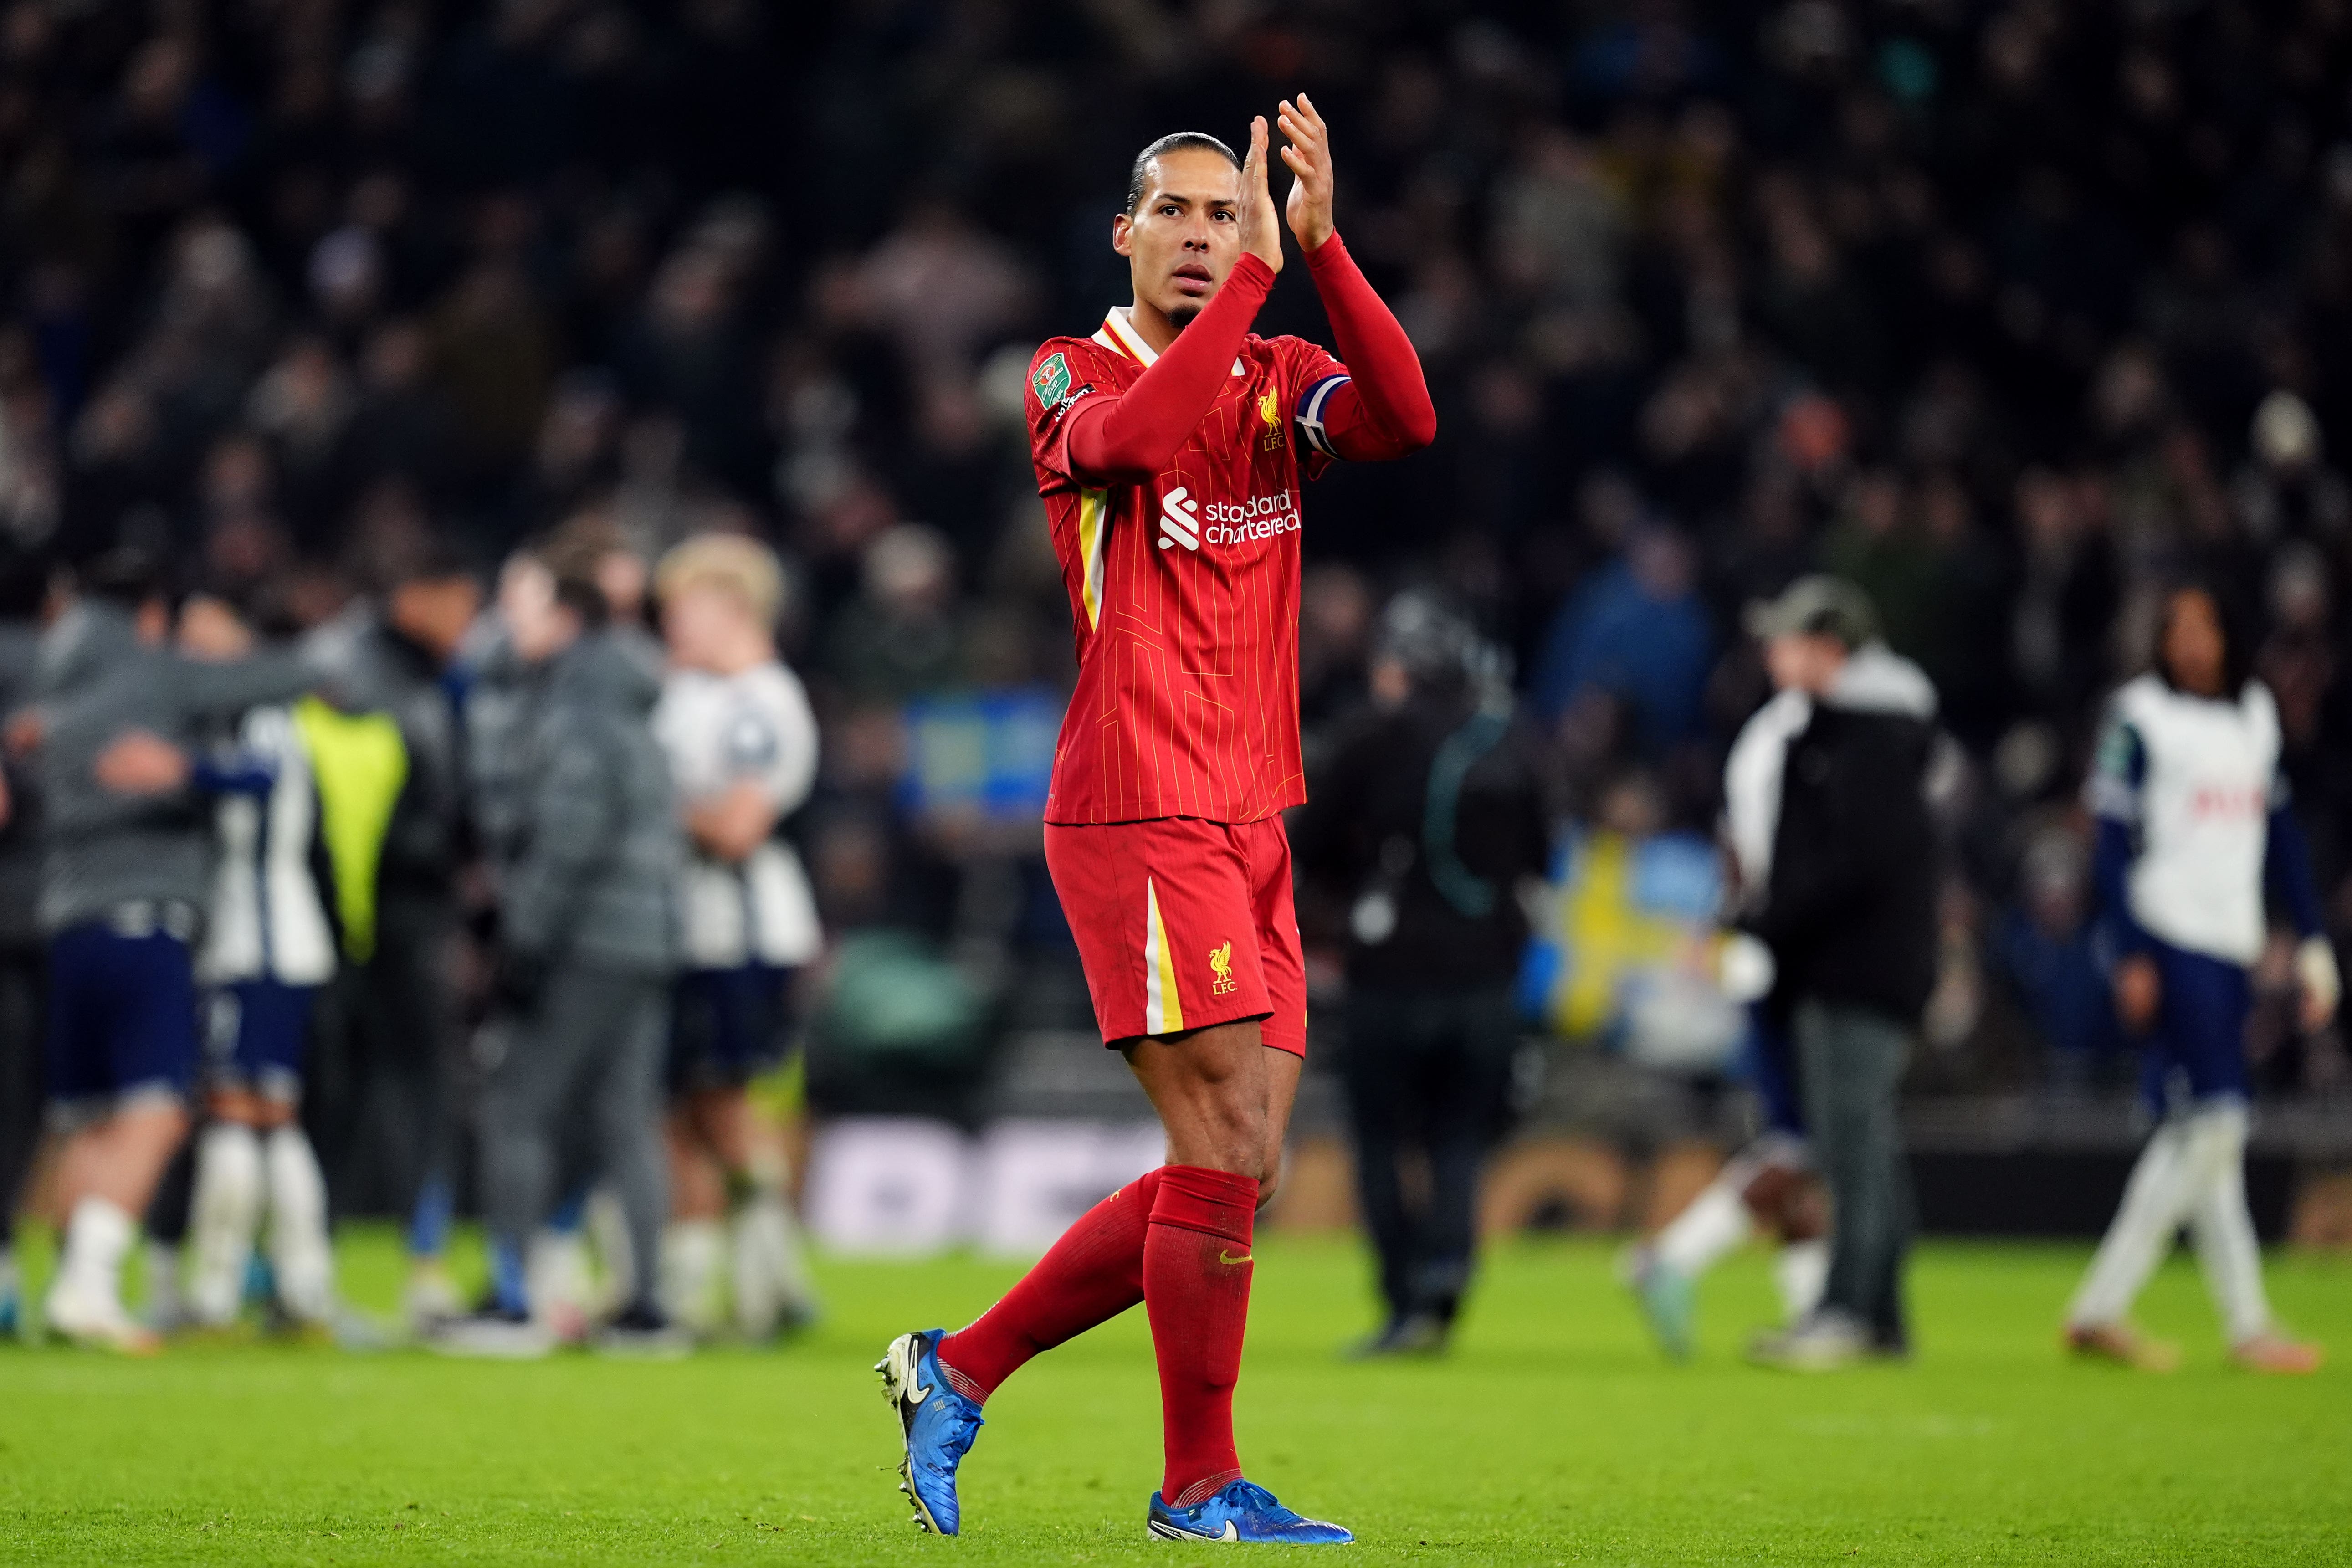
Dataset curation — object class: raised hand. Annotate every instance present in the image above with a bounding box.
[1276,94,1335,252]
[1237,114,1284,274]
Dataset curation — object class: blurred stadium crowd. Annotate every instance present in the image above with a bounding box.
[4,0,2352,1336]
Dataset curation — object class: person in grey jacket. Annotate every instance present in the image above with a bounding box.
[461,552,561,879]
[25,548,316,1351]
[437,536,684,1357]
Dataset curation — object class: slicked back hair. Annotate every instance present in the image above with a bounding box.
[1125,132,1241,215]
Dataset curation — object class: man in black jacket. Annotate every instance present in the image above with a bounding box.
[1731,578,1939,1369]
[1293,595,1551,1356]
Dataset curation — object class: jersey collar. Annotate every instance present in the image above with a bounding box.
[1097,307,1160,366]
[1096,306,1249,376]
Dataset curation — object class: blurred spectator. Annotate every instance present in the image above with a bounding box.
[1991,822,2125,1090]
[446,530,684,1356]
[1294,595,1550,1356]
[0,0,2348,1158]
[1530,523,1712,755]
[1735,578,1939,1370]
[823,524,968,703]
[1519,769,1737,1065]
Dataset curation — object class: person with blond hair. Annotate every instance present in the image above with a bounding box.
[650,533,822,1341]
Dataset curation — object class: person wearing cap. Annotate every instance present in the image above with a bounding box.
[1727,576,1940,1370]
[1291,593,1551,1357]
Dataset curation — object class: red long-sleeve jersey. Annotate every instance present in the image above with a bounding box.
[1026,236,1432,825]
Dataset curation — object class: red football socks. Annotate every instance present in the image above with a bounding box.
[933,1160,1263,1508]
[937,1167,1164,1403]
[1144,1164,1261,1508]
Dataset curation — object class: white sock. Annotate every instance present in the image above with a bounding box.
[661,1220,726,1335]
[1774,1237,1829,1322]
[1655,1173,1753,1277]
[528,1228,594,1327]
[2182,1102,2272,1344]
[57,1196,137,1310]
[730,1193,819,1336]
[262,1127,334,1324]
[2069,1119,2194,1328]
[189,1124,265,1325]
[585,1189,635,1312]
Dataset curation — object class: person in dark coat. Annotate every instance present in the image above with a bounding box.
[1732,577,1940,1369]
[1293,594,1552,1355]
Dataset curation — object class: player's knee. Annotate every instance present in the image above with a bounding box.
[1204,1101,1268,1174]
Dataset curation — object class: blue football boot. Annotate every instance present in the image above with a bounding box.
[877,1328,984,1535]
[1147,1479,1355,1544]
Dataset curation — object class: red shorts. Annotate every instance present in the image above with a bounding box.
[1044,816,1307,1057]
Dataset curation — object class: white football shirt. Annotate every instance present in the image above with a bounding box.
[653,661,822,970]
[2089,673,2282,965]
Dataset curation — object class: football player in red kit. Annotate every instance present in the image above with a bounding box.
[879,97,1435,1544]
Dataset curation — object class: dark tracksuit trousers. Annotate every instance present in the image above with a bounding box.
[1794,998,1916,1347]
[1340,985,1519,1326]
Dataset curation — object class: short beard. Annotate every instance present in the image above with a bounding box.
[1166,301,1202,330]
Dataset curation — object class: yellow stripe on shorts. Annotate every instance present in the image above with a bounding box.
[1143,876,1184,1035]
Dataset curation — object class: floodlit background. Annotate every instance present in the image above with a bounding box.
[3,1,2352,1251]
[7,5,2352,1564]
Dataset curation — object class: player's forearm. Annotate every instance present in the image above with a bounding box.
[687,782,780,863]
[1302,233,1436,456]
[1066,254,1278,482]
[2090,816,2152,959]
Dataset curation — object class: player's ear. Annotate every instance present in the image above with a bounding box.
[1112,211,1134,256]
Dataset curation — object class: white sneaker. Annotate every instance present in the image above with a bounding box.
[403,1264,465,1332]
[1747,1309,1870,1372]
[594,1304,694,1360]
[46,1277,162,1356]
[428,1307,554,1360]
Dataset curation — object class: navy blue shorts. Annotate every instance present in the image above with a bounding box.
[2139,939,2251,1115]
[204,979,319,1102]
[46,915,200,1111]
[668,964,793,1094]
[1745,1003,1806,1140]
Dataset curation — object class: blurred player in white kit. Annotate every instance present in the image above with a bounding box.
[651,535,822,1339]
[2064,584,2330,1373]
[177,593,342,1334]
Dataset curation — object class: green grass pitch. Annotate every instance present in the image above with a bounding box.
[3,1228,2348,1564]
